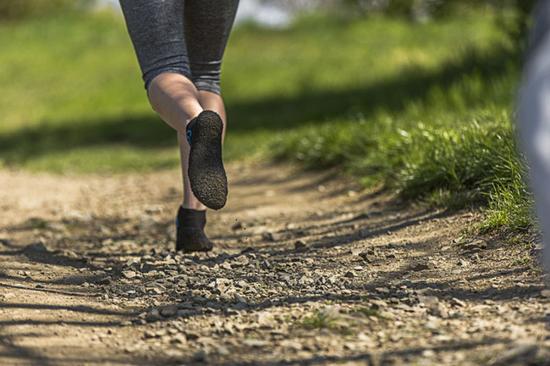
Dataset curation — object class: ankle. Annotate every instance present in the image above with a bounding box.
[181,202,207,211]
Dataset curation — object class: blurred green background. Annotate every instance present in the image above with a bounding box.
[0,0,536,232]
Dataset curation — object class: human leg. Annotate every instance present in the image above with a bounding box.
[518,0,550,272]
[119,0,212,251]
[180,0,240,209]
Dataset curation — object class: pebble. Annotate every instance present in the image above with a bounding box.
[243,339,269,347]
[450,298,466,308]
[462,239,488,251]
[146,309,161,322]
[122,270,137,279]
[143,330,157,339]
[160,305,178,317]
[170,334,187,345]
[411,262,431,271]
[231,221,245,231]
[98,276,112,285]
[358,251,373,262]
[262,232,277,242]
[294,240,307,251]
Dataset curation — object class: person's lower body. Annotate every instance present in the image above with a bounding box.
[119,0,240,251]
[518,0,550,272]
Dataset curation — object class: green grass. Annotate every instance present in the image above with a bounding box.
[301,311,337,330]
[0,10,533,231]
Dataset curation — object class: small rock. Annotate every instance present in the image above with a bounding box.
[462,239,488,251]
[98,277,111,285]
[419,295,439,307]
[344,271,356,278]
[294,240,307,251]
[411,262,430,271]
[231,221,245,231]
[450,298,466,307]
[185,331,200,340]
[422,350,436,358]
[379,311,395,320]
[262,231,282,242]
[430,303,449,319]
[146,309,161,322]
[215,345,230,356]
[160,305,178,317]
[280,339,303,351]
[170,334,187,345]
[358,251,373,262]
[143,330,158,339]
[243,339,269,347]
[220,262,232,270]
[233,256,250,266]
[122,270,137,279]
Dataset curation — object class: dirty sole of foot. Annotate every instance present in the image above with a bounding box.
[187,111,227,210]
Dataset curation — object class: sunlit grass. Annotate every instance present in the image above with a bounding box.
[0,10,532,231]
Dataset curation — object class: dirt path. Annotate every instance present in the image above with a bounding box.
[0,163,548,366]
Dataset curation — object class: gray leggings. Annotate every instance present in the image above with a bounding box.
[119,0,240,95]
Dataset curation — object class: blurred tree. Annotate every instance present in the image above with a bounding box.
[509,0,537,43]
[309,0,537,45]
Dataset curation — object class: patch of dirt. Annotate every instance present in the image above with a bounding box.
[0,163,548,365]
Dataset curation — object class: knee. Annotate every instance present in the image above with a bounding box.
[145,73,169,113]
[145,72,192,113]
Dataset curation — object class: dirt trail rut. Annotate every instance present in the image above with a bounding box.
[0,162,548,366]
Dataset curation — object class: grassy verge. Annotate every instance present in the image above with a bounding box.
[0,10,532,231]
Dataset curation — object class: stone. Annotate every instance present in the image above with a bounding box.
[419,295,439,307]
[411,262,430,271]
[450,298,466,307]
[280,339,303,351]
[143,330,158,339]
[294,240,307,251]
[231,221,245,231]
[98,277,111,285]
[146,309,161,322]
[185,331,200,340]
[462,239,488,251]
[357,251,370,261]
[233,256,250,266]
[262,231,283,242]
[243,339,269,347]
[170,334,187,345]
[122,270,137,279]
[160,305,178,317]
